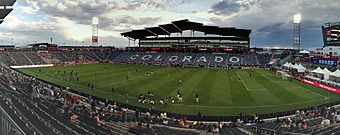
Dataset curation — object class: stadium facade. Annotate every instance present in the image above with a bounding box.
[121,19,251,53]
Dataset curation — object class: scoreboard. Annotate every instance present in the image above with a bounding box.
[323,22,340,46]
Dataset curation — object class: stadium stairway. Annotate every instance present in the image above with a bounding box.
[0,52,16,66]
[24,52,47,65]
[91,51,103,61]
[11,52,32,65]
[106,122,136,135]
[21,52,34,65]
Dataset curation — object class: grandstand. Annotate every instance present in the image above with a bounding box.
[121,19,251,50]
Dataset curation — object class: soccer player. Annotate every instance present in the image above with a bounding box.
[159,99,164,104]
[111,87,115,94]
[138,94,142,103]
[178,95,183,102]
[177,90,180,98]
[142,97,147,104]
[91,83,95,91]
[147,91,153,97]
[125,93,129,103]
[195,94,199,103]
[178,80,182,86]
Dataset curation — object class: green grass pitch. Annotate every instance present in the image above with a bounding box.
[17,63,340,116]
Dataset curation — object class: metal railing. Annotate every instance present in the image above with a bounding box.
[0,105,25,135]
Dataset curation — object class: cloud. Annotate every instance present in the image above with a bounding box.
[209,0,256,16]
[208,0,340,48]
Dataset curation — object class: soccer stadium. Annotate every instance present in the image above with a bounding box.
[1,0,340,135]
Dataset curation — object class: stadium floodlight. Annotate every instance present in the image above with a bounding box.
[294,14,301,24]
[293,13,301,50]
[92,17,99,25]
[92,17,99,46]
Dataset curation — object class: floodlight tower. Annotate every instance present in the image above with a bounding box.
[293,14,301,50]
[92,17,99,46]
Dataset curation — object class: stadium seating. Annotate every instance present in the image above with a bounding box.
[0,50,278,67]
[0,52,15,65]
[10,52,32,65]
[110,52,274,67]
[93,51,111,62]
[257,54,272,65]
[51,51,72,62]
[24,52,47,65]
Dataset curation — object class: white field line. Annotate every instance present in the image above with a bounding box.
[232,74,267,91]
[261,73,327,99]
[236,71,250,90]
[295,85,328,99]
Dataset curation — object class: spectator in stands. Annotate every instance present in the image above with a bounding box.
[31,81,41,107]
[301,121,307,129]
[321,117,331,126]
[95,114,105,126]
[336,112,340,123]
[212,124,219,133]
[70,113,79,124]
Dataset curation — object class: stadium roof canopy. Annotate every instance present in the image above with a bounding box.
[0,9,13,19]
[121,19,251,39]
[0,0,16,6]
[0,0,16,24]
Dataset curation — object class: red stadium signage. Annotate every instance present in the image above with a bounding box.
[298,78,340,94]
[151,48,160,51]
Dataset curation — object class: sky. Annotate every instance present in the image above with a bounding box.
[1,0,340,49]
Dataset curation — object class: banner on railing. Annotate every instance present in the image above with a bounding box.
[298,78,340,94]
